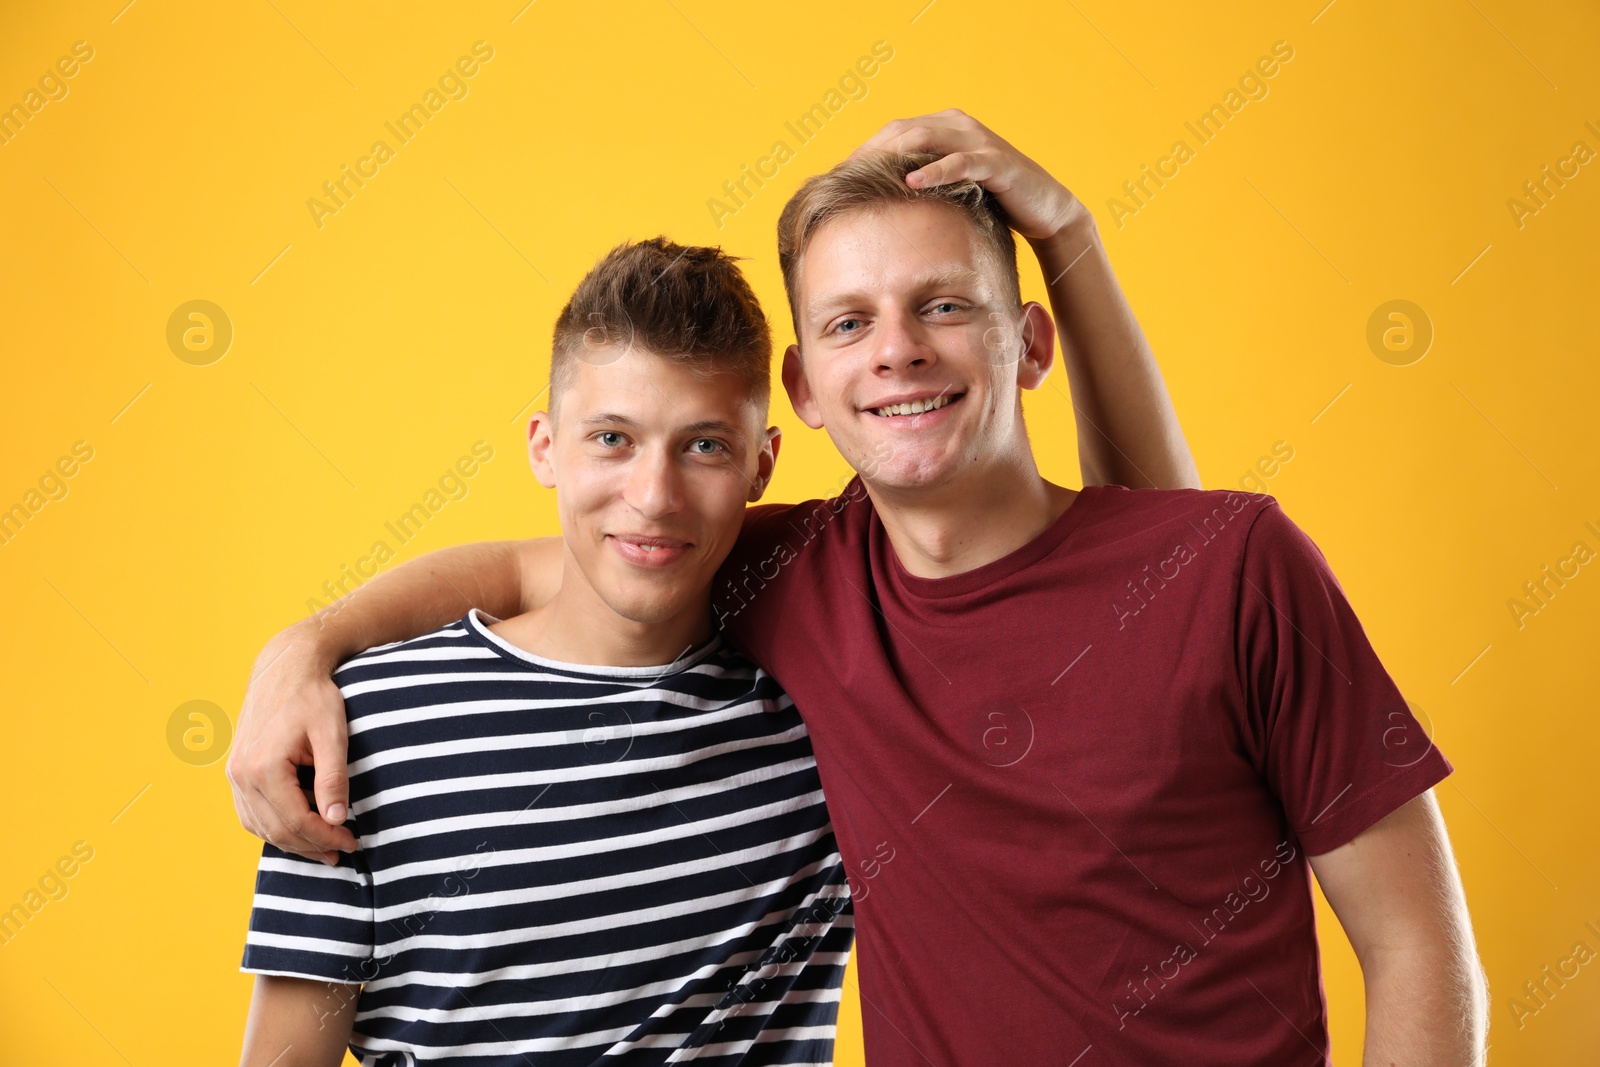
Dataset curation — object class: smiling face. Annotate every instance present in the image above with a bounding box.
[782,200,1055,497]
[529,347,777,634]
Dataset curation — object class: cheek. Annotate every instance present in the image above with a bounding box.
[697,472,754,522]
[685,473,751,539]
[817,360,860,414]
[558,469,623,529]
[959,320,1002,360]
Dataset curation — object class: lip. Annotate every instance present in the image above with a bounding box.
[861,388,965,426]
[861,387,962,411]
[607,534,693,569]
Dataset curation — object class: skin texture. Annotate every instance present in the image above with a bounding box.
[782,198,1075,578]
[1307,792,1489,1065]
[505,348,777,667]
[238,975,355,1067]
[853,112,1199,494]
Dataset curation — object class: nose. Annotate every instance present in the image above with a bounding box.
[622,445,685,521]
[874,308,936,376]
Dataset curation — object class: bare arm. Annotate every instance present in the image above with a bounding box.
[1028,216,1199,489]
[228,541,532,860]
[239,975,356,1067]
[1308,791,1489,1066]
[854,109,1201,490]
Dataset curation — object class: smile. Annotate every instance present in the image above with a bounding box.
[608,535,693,568]
[871,393,961,418]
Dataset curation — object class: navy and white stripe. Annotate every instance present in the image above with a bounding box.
[243,609,852,1066]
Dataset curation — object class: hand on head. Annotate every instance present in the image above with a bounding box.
[851,108,1089,242]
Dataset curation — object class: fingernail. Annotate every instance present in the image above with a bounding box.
[326,803,347,823]
[906,171,925,188]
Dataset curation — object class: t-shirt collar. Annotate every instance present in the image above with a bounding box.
[873,483,1109,600]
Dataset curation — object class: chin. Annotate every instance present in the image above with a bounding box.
[600,584,701,627]
[862,450,964,492]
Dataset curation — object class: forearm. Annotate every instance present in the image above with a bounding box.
[230,538,548,857]
[1030,211,1200,490]
[285,540,531,669]
[240,975,356,1066]
[1360,946,1488,1066]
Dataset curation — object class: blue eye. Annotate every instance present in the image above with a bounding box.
[836,318,863,334]
[689,438,724,455]
[596,432,624,447]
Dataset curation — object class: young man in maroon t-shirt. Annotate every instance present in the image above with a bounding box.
[229,113,1487,1064]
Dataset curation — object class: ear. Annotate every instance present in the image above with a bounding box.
[747,426,782,503]
[528,411,557,488]
[781,344,825,429]
[1015,302,1057,392]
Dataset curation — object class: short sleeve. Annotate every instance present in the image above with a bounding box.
[1234,501,1451,856]
[241,842,375,985]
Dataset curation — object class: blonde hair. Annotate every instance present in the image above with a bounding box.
[776,151,1021,338]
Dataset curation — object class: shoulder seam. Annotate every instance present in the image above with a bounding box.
[1229,497,1285,720]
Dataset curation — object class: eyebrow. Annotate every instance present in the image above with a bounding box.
[578,413,746,438]
[578,412,642,429]
[681,419,746,437]
[805,266,984,326]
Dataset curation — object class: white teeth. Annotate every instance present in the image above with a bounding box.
[874,394,954,418]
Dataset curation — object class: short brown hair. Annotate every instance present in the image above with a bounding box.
[776,152,1020,338]
[549,237,771,414]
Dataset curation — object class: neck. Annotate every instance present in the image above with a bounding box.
[864,446,1078,579]
[491,553,714,668]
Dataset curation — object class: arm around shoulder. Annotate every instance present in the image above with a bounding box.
[229,538,550,861]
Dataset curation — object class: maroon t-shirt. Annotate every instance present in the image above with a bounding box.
[712,481,1450,1066]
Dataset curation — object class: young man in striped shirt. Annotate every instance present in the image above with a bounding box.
[238,240,853,1065]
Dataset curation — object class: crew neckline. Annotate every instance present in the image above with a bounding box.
[463,608,725,679]
[880,483,1109,599]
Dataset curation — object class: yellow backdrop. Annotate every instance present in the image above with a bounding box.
[2,1,1596,1063]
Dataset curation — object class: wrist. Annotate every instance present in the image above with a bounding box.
[259,619,341,677]
[1028,199,1096,255]
[1028,209,1100,284]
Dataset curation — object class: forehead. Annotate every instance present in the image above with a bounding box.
[555,347,763,427]
[799,200,1000,312]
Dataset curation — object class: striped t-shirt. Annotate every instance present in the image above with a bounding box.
[241,609,853,1066]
